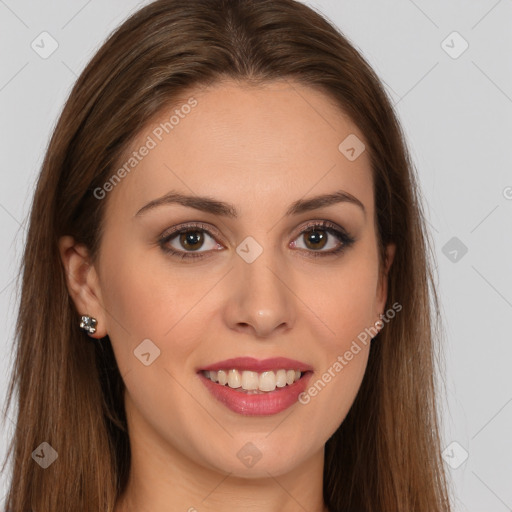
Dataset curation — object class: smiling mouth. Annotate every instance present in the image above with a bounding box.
[200,368,309,394]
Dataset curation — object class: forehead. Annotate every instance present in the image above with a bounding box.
[105,79,374,220]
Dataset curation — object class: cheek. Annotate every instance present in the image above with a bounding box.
[307,247,380,345]
[298,287,373,440]
[299,346,370,446]
[97,242,206,373]
[294,247,377,430]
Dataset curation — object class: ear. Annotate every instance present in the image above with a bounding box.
[375,242,396,315]
[58,235,108,338]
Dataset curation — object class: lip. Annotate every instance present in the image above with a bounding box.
[198,356,314,373]
[198,369,313,416]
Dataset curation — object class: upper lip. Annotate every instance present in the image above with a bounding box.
[198,357,313,373]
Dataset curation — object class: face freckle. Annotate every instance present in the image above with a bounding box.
[94,79,389,481]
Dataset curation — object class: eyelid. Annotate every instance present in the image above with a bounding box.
[291,219,349,238]
[159,221,224,243]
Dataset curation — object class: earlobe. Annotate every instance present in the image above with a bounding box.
[376,242,396,313]
[58,235,108,338]
[384,243,396,275]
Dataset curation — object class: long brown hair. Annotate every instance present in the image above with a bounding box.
[2,0,452,510]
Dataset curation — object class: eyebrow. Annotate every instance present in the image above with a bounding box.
[134,189,366,218]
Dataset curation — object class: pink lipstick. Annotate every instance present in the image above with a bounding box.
[197,357,313,416]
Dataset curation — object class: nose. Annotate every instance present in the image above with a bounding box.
[223,249,296,338]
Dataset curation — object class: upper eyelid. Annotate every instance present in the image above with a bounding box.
[160,222,221,239]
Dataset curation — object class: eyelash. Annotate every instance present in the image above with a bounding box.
[158,220,355,261]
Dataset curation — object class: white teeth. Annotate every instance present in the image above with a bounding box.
[227,369,241,388]
[259,371,276,391]
[241,371,260,390]
[203,368,304,392]
[217,370,227,386]
[275,369,287,388]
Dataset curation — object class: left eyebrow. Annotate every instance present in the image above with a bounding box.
[286,190,366,219]
[134,189,366,219]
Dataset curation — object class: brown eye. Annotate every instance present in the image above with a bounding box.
[291,221,353,256]
[159,223,224,260]
[302,229,328,250]
[178,230,205,251]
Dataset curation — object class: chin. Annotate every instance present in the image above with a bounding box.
[196,437,316,479]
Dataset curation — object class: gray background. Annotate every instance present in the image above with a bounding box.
[0,0,511,510]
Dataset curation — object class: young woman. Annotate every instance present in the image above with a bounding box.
[2,0,452,510]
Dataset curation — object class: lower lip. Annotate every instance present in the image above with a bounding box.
[198,371,312,416]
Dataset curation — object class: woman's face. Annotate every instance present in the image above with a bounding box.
[68,80,394,478]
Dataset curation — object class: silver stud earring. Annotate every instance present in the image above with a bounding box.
[375,313,385,330]
[79,315,97,335]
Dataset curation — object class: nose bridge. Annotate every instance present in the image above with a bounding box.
[224,239,296,337]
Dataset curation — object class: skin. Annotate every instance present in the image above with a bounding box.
[60,79,395,512]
